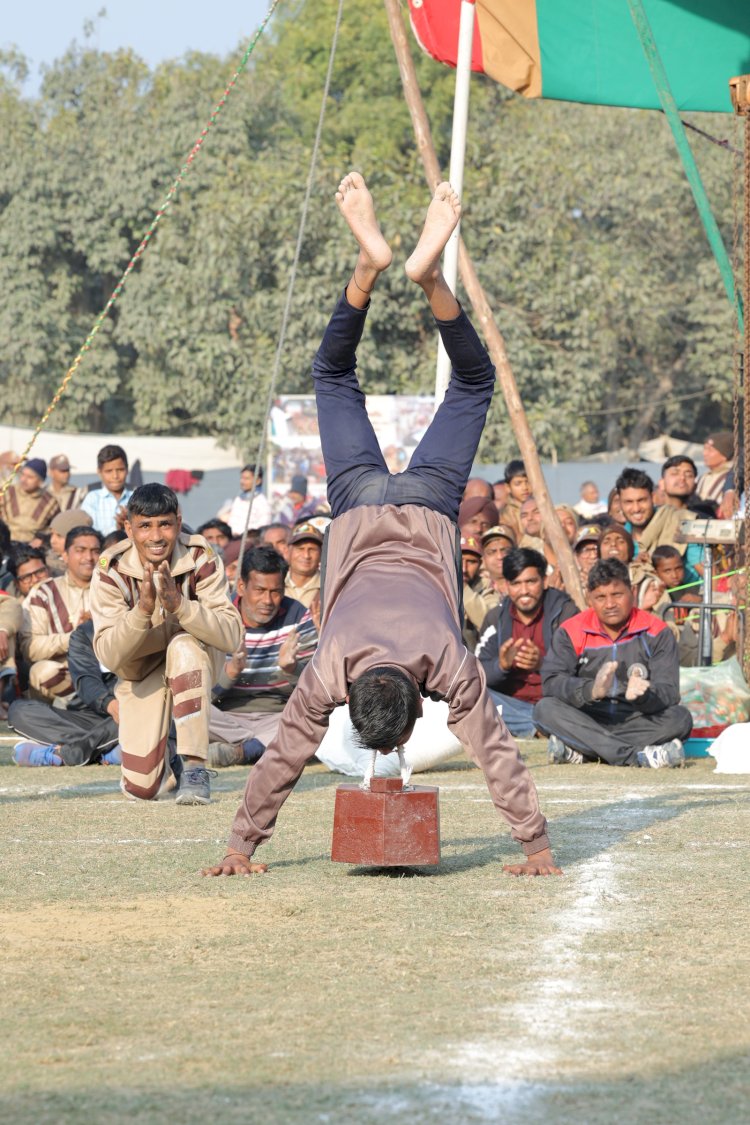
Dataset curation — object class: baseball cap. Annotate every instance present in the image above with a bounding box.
[290,521,324,545]
[49,454,73,471]
[574,524,602,549]
[481,524,517,548]
[50,509,94,536]
[460,535,483,557]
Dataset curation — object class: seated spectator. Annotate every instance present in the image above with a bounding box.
[196,519,233,550]
[481,524,517,595]
[519,497,544,552]
[261,523,292,561]
[533,558,692,767]
[463,477,494,502]
[220,464,272,535]
[458,495,499,538]
[573,524,601,581]
[208,545,318,767]
[19,526,103,705]
[9,619,121,766]
[476,548,576,738]
[501,459,531,538]
[221,538,242,586]
[284,522,323,608]
[660,455,697,512]
[277,475,318,526]
[0,458,60,543]
[554,504,579,545]
[46,509,94,577]
[649,544,725,667]
[616,466,702,581]
[461,535,499,651]
[492,480,509,507]
[696,432,733,505]
[600,523,634,566]
[48,454,87,512]
[574,480,606,519]
[7,545,50,599]
[0,587,22,718]
[607,487,627,526]
[0,518,13,592]
[81,444,133,535]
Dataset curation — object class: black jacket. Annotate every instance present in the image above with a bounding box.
[475,588,577,691]
[68,619,117,716]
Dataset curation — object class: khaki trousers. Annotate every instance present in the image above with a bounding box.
[117,634,215,800]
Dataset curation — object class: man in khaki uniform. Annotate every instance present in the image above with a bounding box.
[283,522,323,608]
[0,589,23,718]
[48,454,87,512]
[90,483,242,805]
[20,525,103,704]
[0,459,60,543]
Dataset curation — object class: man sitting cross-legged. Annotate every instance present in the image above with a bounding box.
[208,545,318,767]
[90,484,243,804]
[475,548,577,738]
[533,558,693,767]
[204,172,560,878]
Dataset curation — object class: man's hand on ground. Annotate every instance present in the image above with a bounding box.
[591,660,618,700]
[503,847,563,877]
[201,851,269,877]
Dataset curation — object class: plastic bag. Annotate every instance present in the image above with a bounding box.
[679,657,750,728]
[709,723,750,774]
[315,698,468,778]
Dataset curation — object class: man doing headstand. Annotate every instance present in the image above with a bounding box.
[204,173,561,877]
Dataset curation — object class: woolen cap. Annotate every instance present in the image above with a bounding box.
[24,458,47,480]
[706,431,733,460]
[458,496,499,530]
[50,509,93,536]
[290,474,308,497]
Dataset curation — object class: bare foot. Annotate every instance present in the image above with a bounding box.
[405,182,461,285]
[335,172,392,272]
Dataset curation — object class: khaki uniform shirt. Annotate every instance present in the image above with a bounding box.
[0,485,60,543]
[0,591,23,674]
[20,574,91,662]
[90,533,243,683]
[284,571,320,609]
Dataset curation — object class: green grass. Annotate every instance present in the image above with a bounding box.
[1,728,749,1124]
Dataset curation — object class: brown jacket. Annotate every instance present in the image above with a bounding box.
[20,574,90,662]
[0,485,60,542]
[0,591,22,674]
[227,504,550,858]
[90,534,242,682]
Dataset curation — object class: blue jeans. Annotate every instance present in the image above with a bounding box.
[488,690,537,738]
[313,291,495,520]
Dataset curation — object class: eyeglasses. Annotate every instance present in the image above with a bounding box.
[17,566,49,584]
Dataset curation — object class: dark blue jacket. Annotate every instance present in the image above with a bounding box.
[475,588,577,691]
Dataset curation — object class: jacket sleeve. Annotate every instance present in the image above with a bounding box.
[633,626,681,713]
[475,607,509,690]
[21,596,70,661]
[463,583,497,632]
[540,627,596,709]
[68,622,116,715]
[172,554,243,654]
[0,594,22,637]
[442,651,550,856]
[226,660,335,857]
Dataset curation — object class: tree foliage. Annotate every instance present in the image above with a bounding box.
[0,0,742,459]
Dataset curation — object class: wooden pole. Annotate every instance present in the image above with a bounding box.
[384,0,586,608]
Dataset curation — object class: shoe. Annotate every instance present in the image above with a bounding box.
[13,741,63,767]
[100,744,122,765]
[636,739,685,769]
[207,742,243,768]
[547,734,584,765]
[175,765,217,805]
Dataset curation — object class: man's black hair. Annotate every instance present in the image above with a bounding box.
[197,518,233,540]
[8,545,46,578]
[261,522,291,539]
[502,547,547,582]
[64,526,104,552]
[97,443,128,470]
[242,463,264,483]
[662,454,697,476]
[615,468,654,494]
[587,558,631,591]
[240,544,288,584]
[127,483,179,518]
[652,544,683,566]
[504,458,527,484]
[348,666,421,751]
[103,529,128,550]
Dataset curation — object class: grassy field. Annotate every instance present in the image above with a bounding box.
[1,726,749,1124]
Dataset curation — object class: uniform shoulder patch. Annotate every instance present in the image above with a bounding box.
[98,555,109,570]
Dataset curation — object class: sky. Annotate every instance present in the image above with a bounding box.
[3,1,272,91]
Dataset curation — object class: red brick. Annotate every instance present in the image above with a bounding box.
[331,783,440,866]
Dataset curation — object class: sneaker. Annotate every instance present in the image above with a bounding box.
[207,742,243,768]
[13,741,63,767]
[636,739,685,769]
[547,734,584,765]
[175,765,217,805]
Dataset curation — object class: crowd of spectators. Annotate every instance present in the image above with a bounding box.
[0,428,741,775]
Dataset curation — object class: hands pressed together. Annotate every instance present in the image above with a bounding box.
[499,637,542,673]
[138,561,182,618]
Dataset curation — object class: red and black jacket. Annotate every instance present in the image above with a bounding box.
[540,607,680,719]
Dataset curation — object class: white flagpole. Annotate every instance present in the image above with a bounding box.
[434,0,476,404]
